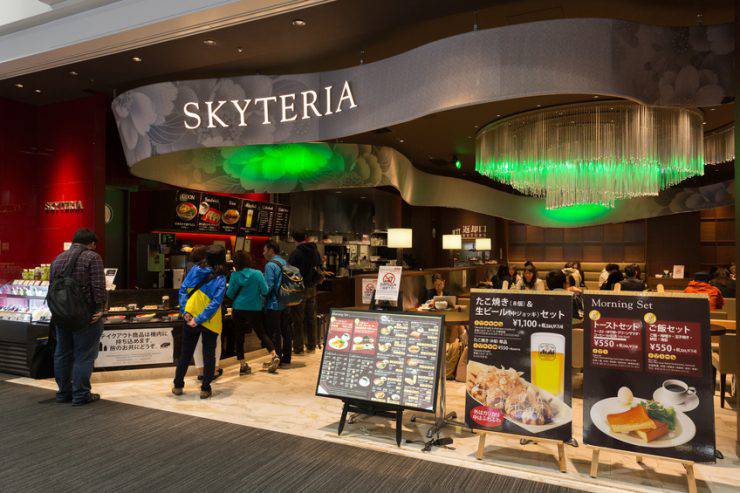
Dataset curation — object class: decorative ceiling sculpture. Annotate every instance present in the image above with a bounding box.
[704,125,735,165]
[111,19,733,167]
[475,102,705,209]
[128,143,733,228]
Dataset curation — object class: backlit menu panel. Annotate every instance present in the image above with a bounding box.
[316,309,444,412]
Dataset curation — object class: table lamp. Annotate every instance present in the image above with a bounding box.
[387,228,413,265]
[475,237,492,261]
[442,234,462,266]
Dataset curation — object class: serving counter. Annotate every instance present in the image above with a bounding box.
[352,265,496,309]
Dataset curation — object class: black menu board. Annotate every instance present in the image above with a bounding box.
[173,189,200,231]
[256,202,276,235]
[220,196,242,234]
[273,204,290,236]
[582,291,715,462]
[465,289,573,441]
[316,309,444,412]
[197,194,224,233]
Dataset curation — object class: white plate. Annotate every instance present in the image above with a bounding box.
[506,387,573,434]
[653,387,700,413]
[590,397,696,448]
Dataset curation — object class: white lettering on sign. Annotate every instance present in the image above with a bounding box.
[182,80,358,129]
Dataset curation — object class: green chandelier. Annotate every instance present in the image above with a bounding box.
[475,102,704,209]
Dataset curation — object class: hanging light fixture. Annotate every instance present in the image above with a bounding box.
[475,101,704,209]
[704,125,734,165]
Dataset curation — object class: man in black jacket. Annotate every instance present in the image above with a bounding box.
[619,264,647,292]
[288,232,324,353]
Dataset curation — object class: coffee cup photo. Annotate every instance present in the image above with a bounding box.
[661,379,697,405]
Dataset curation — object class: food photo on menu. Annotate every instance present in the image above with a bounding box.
[465,290,573,441]
[316,310,443,412]
[582,292,715,462]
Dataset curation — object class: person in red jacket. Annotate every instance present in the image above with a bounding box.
[684,272,724,310]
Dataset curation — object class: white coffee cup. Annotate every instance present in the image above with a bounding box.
[661,379,696,405]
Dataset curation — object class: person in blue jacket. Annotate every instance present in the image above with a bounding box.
[172,245,227,399]
[263,240,291,368]
[227,251,280,375]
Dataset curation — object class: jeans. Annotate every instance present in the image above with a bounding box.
[173,324,218,392]
[291,286,318,352]
[233,310,274,359]
[265,309,290,364]
[54,319,104,404]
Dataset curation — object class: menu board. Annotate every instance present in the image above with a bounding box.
[465,290,573,441]
[242,200,260,235]
[273,204,290,236]
[220,196,242,234]
[197,194,225,233]
[582,291,715,462]
[173,190,200,230]
[255,202,276,235]
[316,309,444,412]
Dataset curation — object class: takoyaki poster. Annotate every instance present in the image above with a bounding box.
[466,290,573,441]
[197,194,225,233]
[173,189,201,231]
[582,291,715,462]
[316,309,444,412]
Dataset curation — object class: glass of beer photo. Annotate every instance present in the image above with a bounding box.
[530,332,565,400]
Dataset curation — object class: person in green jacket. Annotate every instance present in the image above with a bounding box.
[227,251,280,375]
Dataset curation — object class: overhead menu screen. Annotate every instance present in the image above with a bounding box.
[273,204,290,236]
[316,309,444,412]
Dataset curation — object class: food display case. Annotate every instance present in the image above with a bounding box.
[0,280,51,323]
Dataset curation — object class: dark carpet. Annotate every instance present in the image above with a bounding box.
[0,379,582,492]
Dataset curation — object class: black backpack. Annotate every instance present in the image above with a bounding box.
[47,248,93,331]
[270,260,305,307]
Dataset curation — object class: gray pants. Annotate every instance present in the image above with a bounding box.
[291,286,317,352]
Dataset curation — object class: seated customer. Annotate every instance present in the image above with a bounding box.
[514,265,545,291]
[619,264,646,292]
[546,270,583,319]
[490,263,513,289]
[424,273,450,302]
[710,267,736,298]
[685,272,724,310]
[598,263,620,288]
[601,270,624,291]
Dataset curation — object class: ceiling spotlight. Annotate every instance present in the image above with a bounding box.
[69,70,78,76]
[452,155,462,169]
[593,95,600,99]
[709,107,716,111]
[131,56,142,62]
[236,47,244,54]
[14,83,23,88]
[203,39,217,46]
[702,121,707,125]
[536,104,541,108]
[496,114,501,117]
[292,19,307,27]
[398,138,404,143]
[34,89,42,94]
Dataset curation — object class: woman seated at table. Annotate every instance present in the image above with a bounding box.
[489,263,514,289]
[424,273,450,302]
[601,270,624,291]
[514,265,545,291]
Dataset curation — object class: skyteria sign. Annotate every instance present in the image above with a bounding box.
[183,80,358,129]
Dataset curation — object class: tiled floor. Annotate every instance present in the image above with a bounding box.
[9,353,739,493]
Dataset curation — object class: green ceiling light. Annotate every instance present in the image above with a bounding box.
[455,159,462,169]
[221,143,344,190]
[541,203,611,223]
[475,102,704,209]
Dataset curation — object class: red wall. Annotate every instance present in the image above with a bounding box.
[0,95,107,281]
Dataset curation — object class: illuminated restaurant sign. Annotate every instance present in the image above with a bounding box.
[44,200,84,211]
[182,80,357,129]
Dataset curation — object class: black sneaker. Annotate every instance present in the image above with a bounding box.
[198,368,223,381]
[72,393,100,406]
[239,363,252,375]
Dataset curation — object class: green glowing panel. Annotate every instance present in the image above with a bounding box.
[222,143,345,190]
[540,204,611,223]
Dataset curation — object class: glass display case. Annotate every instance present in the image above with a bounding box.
[0,281,51,323]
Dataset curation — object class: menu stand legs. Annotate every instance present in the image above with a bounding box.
[395,410,403,447]
[338,401,350,436]
[476,432,487,460]
[684,463,697,493]
[589,448,600,478]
